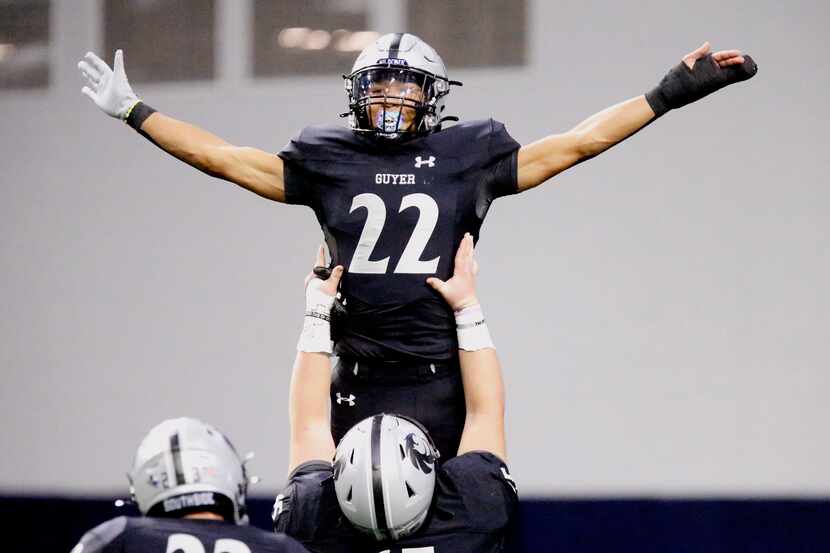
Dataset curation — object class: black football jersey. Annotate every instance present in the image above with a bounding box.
[273,451,518,553]
[279,120,520,361]
[71,516,309,553]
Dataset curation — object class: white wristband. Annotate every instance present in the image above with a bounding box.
[297,286,335,354]
[455,304,494,351]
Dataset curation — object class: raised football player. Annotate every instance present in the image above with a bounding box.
[78,34,757,459]
[70,417,309,553]
[274,234,516,553]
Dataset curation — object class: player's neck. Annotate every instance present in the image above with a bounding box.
[182,512,225,521]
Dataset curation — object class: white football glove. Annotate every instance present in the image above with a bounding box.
[78,49,139,120]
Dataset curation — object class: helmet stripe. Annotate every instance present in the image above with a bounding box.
[169,433,185,486]
[370,414,390,539]
[387,33,404,59]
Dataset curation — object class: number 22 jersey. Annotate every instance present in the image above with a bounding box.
[279,119,520,361]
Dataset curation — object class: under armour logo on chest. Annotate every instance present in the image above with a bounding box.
[336,392,356,406]
[414,155,436,168]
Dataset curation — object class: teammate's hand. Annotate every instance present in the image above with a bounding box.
[427,233,479,311]
[304,244,344,299]
[78,49,139,120]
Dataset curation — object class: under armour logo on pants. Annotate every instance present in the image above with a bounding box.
[336,392,356,406]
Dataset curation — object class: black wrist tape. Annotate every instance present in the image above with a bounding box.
[313,266,332,280]
[305,310,331,323]
[646,54,757,118]
[126,101,157,130]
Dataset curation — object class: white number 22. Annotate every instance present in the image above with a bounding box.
[348,193,440,274]
[166,533,251,553]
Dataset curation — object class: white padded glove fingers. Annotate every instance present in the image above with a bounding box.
[78,50,139,120]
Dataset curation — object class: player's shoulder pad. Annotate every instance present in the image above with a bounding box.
[432,119,519,162]
[274,461,336,538]
[438,118,495,143]
[70,516,129,553]
[439,451,518,530]
[444,450,515,487]
[289,459,333,480]
[278,460,333,521]
[280,125,365,162]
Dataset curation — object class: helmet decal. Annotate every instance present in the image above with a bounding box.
[404,432,435,475]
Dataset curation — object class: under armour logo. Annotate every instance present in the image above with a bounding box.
[336,392,356,406]
[414,155,436,168]
[501,466,518,494]
[272,493,285,520]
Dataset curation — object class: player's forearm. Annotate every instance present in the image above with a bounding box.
[457,348,507,460]
[570,95,655,159]
[287,352,335,473]
[516,96,655,190]
[288,420,335,474]
[140,112,234,176]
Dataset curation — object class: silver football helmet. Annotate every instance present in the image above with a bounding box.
[343,32,461,139]
[332,414,440,541]
[127,417,251,524]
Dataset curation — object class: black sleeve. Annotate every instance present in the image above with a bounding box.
[273,461,350,553]
[442,451,519,533]
[277,131,318,208]
[474,120,520,218]
[484,119,520,199]
[70,516,128,553]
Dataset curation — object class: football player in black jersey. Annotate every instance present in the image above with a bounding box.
[70,417,309,553]
[78,34,757,459]
[274,234,516,553]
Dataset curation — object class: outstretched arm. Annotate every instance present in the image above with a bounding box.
[78,50,286,202]
[517,42,758,192]
[427,234,507,461]
[287,246,345,473]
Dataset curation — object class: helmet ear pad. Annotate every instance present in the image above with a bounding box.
[332,414,438,541]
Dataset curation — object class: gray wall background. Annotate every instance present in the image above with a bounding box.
[1,0,828,497]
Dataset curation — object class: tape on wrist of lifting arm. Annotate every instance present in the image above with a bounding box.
[455,304,494,351]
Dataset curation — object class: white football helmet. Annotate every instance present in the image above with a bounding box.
[332,414,440,541]
[127,417,251,524]
[343,33,461,139]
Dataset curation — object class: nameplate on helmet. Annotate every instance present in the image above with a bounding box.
[163,492,216,512]
[377,58,409,66]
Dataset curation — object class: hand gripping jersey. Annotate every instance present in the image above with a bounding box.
[273,451,518,553]
[279,120,520,361]
[71,516,310,553]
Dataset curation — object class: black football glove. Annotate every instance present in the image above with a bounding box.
[646,54,758,117]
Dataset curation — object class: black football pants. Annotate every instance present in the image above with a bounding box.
[330,356,466,462]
